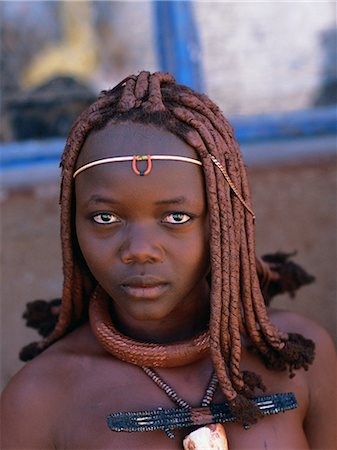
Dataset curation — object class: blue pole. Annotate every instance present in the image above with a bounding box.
[153,0,205,92]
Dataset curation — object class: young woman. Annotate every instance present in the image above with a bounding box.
[1,72,335,449]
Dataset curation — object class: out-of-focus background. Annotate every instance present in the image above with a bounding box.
[1,1,336,390]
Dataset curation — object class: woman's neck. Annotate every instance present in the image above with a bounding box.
[112,285,210,344]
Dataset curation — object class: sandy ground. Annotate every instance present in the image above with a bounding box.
[1,156,336,390]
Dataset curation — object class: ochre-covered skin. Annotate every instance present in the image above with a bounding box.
[54,72,315,424]
[1,72,335,450]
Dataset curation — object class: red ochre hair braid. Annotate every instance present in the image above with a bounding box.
[24,71,315,425]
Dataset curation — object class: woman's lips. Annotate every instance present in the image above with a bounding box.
[121,284,169,299]
[120,275,169,299]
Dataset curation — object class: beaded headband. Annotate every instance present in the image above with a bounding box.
[73,153,255,219]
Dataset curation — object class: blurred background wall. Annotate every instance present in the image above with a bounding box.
[1,0,336,389]
[1,1,336,122]
[198,1,336,113]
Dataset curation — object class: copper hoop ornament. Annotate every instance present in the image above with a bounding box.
[132,155,153,176]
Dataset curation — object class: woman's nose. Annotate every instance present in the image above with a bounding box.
[119,224,164,264]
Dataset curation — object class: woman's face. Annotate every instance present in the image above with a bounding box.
[75,122,210,326]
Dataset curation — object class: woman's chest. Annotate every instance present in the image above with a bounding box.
[55,349,310,449]
[57,410,309,450]
[56,382,309,450]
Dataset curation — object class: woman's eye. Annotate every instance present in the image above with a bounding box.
[92,213,119,224]
[162,213,191,224]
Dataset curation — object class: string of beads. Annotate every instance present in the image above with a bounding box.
[141,366,218,408]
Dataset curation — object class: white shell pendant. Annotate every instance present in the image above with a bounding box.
[183,424,228,450]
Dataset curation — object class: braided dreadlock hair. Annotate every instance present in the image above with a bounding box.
[21,71,315,424]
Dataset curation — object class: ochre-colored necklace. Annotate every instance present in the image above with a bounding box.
[89,286,229,447]
[90,286,297,449]
[89,286,210,368]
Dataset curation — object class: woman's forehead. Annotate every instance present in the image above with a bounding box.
[76,122,199,168]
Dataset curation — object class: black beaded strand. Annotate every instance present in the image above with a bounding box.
[141,367,218,408]
[201,371,218,406]
[141,366,218,439]
[141,366,190,409]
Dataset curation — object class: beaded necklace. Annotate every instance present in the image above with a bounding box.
[141,366,219,408]
[142,366,218,409]
[141,366,218,438]
[90,287,298,448]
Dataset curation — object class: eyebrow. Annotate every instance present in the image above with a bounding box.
[85,195,188,206]
[86,195,120,206]
[155,196,187,206]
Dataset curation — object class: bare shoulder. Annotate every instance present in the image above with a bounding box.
[269,308,336,449]
[1,323,99,449]
[1,345,66,449]
[268,307,336,354]
[269,307,336,384]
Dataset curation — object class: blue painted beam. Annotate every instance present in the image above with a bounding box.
[230,105,337,143]
[1,138,64,170]
[153,0,204,91]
